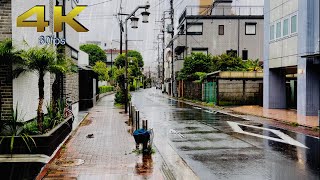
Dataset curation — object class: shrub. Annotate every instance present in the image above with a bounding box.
[23,120,39,135]
[129,84,136,91]
[114,89,131,104]
[99,86,114,94]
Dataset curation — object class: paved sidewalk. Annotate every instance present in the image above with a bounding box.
[38,95,165,180]
[229,105,319,128]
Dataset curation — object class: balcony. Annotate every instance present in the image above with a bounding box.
[179,5,264,24]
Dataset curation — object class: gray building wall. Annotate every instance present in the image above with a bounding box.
[297,0,320,116]
[264,0,320,116]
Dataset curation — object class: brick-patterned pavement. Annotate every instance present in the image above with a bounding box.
[38,95,165,180]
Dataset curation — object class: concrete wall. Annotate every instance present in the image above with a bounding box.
[178,81,202,101]
[10,0,53,121]
[79,50,89,65]
[218,79,263,105]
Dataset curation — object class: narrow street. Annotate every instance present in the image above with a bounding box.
[132,88,320,180]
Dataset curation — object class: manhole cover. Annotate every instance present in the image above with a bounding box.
[55,159,84,167]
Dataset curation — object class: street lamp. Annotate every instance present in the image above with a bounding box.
[141,11,151,23]
[124,2,150,113]
[130,17,139,29]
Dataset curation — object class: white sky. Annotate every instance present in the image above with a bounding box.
[79,0,264,71]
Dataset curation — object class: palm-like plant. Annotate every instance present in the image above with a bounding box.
[245,59,262,72]
[0,104,36,154]
[14,46,71,133]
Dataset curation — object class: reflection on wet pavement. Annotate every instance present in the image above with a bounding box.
[135,154,154,177]
[132,88,320,180]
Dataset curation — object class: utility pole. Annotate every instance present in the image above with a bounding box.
[170,0,174,97]
[110,49,113,70]
[162,13,165,87]
[157,40,160,79]
[120,22,123,54]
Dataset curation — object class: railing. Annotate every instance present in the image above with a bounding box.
[179,5,264,24]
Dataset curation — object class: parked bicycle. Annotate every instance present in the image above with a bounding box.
[64,96,74,121]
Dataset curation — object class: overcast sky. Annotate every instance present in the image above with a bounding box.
[79,0,264,71]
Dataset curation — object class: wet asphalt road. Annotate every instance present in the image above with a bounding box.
[132,88,320,180]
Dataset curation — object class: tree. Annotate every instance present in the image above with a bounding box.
[80,44,106,66]
[178,53,262,81]
[114,53,125,68]
[127,50,144,68]
[114,50,144,68]
[93,61,109,81]
[178,52,213,80]
[212,53,245,71]
[51,47,75,117]
[14,46,71,133]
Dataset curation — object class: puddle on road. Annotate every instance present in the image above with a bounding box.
[179,146,214,151]
[181,130,218,134]
[185,127,199,130]
[79,118,92,126]
[238,125,282,139]
[55,158,84,167]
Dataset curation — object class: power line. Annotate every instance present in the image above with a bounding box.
[87,0,113,7]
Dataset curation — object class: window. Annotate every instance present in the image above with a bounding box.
[276,21,281,38]
[270,25,275,40]
[179,24,185,35]
[291,15,297,33]
[218,25,224,35]
[187,23,203,35]
[245,22,256,35]
[226,50,237,57]
[192,48,208,55]
[242,50,248,60]
[283,18,289,36]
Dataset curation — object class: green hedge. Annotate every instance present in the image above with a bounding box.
[99,86,114,94]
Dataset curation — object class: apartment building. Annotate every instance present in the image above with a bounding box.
[264,0,320,116]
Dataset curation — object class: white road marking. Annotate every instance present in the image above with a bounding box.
[204,110,218,114]
[169,129,185,138]
[227,121,308,149]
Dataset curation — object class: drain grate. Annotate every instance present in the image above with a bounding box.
[55,159,84,167]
